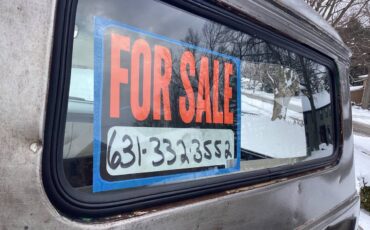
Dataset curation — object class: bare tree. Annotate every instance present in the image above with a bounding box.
[337,16,370,108]
[306,0,370,108]
[362,65,370,108]
[305,0,370,27]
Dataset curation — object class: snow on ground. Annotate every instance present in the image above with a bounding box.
[360,210,370,230]
[352,106,370,126]
[352,103,370,229]
[245,89,274,100]
[244,89,331,113]
[354,134,370,190]
[354,134,370,229]
[241,89,332,159]
[241,113,307,158]
[352,102,370,229]
[241,94,304,122]
[350,85,364,92]
[244,89,304,119]
[241,93,307,158]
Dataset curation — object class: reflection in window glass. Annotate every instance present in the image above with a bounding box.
[63,0,334,191]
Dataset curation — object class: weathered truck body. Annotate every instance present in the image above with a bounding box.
[0,0,358,229]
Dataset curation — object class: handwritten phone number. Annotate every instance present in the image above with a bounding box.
[107,130,234,170]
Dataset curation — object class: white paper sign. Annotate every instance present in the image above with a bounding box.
[106,126,235,176]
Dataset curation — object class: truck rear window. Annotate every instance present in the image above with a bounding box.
[62,0,334,194]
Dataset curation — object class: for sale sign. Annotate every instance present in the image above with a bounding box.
[93,17,241,192]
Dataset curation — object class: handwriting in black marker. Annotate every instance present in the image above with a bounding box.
[150,137,165,167]
[177,139,190,164]
[203,140,212,160]
[137,136,141,166]
[163,138,176,165]
[225,140,232,159]
[107,130,122,169]
[121,134,135,168]
[192,139,202,163]
[214,140,221,158]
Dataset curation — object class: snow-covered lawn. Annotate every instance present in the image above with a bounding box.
[360,209,370,230]
[355,134,370,188]
[241,93,307,158]
[241,113,307,158]
[352,105,370,126]
[354,134,370,229]
[352,102,370,230]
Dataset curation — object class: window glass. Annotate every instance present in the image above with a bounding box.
[63,0,334,192]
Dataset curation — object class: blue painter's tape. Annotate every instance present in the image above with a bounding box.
[93,16,241,193]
